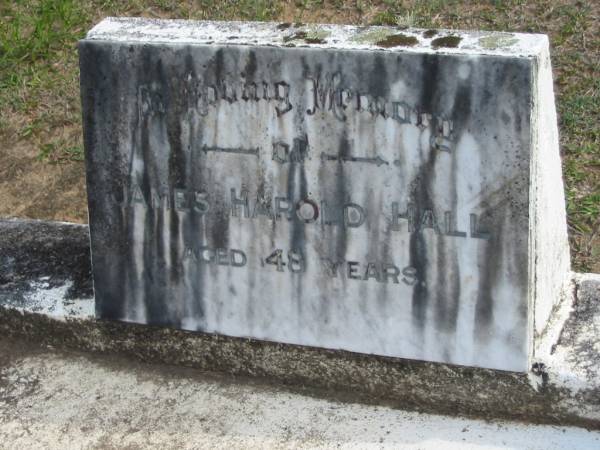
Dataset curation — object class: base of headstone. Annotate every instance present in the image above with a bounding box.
[1,218,598,429]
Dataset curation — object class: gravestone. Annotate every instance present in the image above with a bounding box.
[79,18,570,372]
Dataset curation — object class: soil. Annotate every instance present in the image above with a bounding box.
[0,140,87,224]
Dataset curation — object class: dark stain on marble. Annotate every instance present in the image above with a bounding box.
[243,50,257,80]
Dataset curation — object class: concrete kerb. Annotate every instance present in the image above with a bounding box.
[0,218,599,429]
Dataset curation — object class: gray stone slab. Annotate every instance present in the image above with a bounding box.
[79,18,570,372]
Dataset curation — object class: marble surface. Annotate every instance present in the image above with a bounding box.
[79,18,569,372]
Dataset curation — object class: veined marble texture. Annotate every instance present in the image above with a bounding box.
[80,19,570,372]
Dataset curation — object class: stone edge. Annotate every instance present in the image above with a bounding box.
[0,303,596,430]
[83,17,548,58]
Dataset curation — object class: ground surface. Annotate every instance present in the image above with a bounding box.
[0,0,598,271]
[0,337,599,450]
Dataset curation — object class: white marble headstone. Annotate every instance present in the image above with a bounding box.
[80,18,570,371]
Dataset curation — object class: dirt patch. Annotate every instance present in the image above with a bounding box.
[0,138,87,223]
[0,338,43,408]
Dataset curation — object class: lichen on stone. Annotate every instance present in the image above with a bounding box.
[283,31,307,43]
[479,34,518,49]
[304,28,330,44]
[283,28,330,44]
[350,28,396,44]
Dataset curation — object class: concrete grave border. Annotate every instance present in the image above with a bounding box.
[1,218,598,428]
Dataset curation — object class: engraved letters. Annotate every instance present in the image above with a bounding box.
[320,258,418,286]
[138,71,456,154]
[129,61,493,295]
[123,184,490,240]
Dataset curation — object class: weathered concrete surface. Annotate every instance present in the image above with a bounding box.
[80,18,570,372]
[535,274,600,403]
[1,338,599,450]
[0,219,598,428]
[0,218,93,314]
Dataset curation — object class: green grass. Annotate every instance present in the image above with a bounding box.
[0,0,85,66]
[38,141,84,163]
[370,10,397,25]
[0,0,598,270]
[0,0,86,149]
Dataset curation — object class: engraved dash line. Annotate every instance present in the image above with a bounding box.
[320,152,388,167]
[202,145,259,157]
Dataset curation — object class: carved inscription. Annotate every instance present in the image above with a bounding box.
[138,79,293,118]
[130,66,494,292]
[321,258,418,286]
[122,184,490,240]
[321,151,388,166]
[305,74,454,152]
[202,145,259,157]
[139,71,454,153]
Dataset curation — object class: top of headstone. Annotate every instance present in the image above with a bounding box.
[85,17,548,58]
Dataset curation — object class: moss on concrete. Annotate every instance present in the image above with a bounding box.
[375,33,418,48]
[431,35,461,48]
